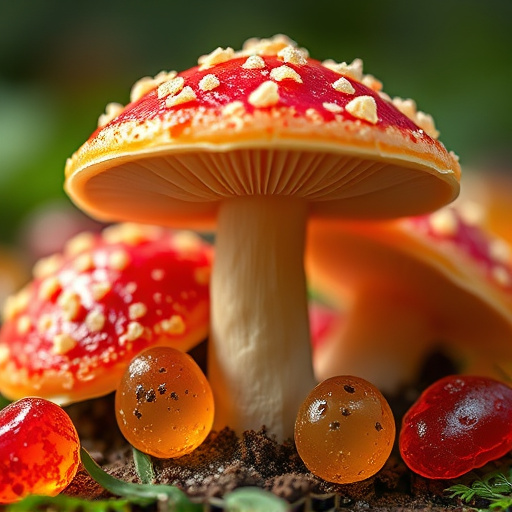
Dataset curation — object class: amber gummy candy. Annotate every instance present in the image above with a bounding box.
[116,346,214,458]
[295,375,395,484]
[0,397,80,503]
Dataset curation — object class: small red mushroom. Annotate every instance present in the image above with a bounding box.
[0,223,212,404]
[307,204,512,392]
[64,35,460,439]
[456,170,512,244]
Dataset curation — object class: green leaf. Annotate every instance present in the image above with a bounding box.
[222,487,289,512]
[5,494,154,511]
[132,446,155,485]
[0,393,11,410]
[489,497,512,511]
[446,483,478,502]
[446,467,512,511]
[80,447,202,511]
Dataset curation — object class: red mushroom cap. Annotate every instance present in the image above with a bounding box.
[0,223,212,404]
[65,35,460,226]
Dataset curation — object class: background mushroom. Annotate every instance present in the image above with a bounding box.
[455,169,512,244]
[307,203,512,393]
[0,223,212,404]
[64,35,460,440]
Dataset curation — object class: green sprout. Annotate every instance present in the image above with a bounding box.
[446,467,512,511]
[7,445,290,511]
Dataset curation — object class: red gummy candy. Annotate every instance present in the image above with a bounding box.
[400,375,512,479]
[0,397,80,503]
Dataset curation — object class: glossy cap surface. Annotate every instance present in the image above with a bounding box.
[65,35,460,227]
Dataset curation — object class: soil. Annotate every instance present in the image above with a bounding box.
[64,424,461,511]
[60,345,481,510]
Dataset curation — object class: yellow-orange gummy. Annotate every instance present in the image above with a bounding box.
[294,376,395,484]
[115,346,214,458]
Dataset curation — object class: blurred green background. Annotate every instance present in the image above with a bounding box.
[0,0,511,251]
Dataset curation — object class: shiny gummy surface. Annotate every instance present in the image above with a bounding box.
[400,375,512,479]
[115,346,214,458]
[294,376,395,484]
[0,397,80,503]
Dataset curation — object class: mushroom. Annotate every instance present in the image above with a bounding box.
[308,300,343,353]
[456,170,512,244]
[0,223,212,404]
[306,204,512,392]
[63,35,460,440]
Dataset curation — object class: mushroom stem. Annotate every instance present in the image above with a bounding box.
[208,196,316,441]
[313,290,434,393]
